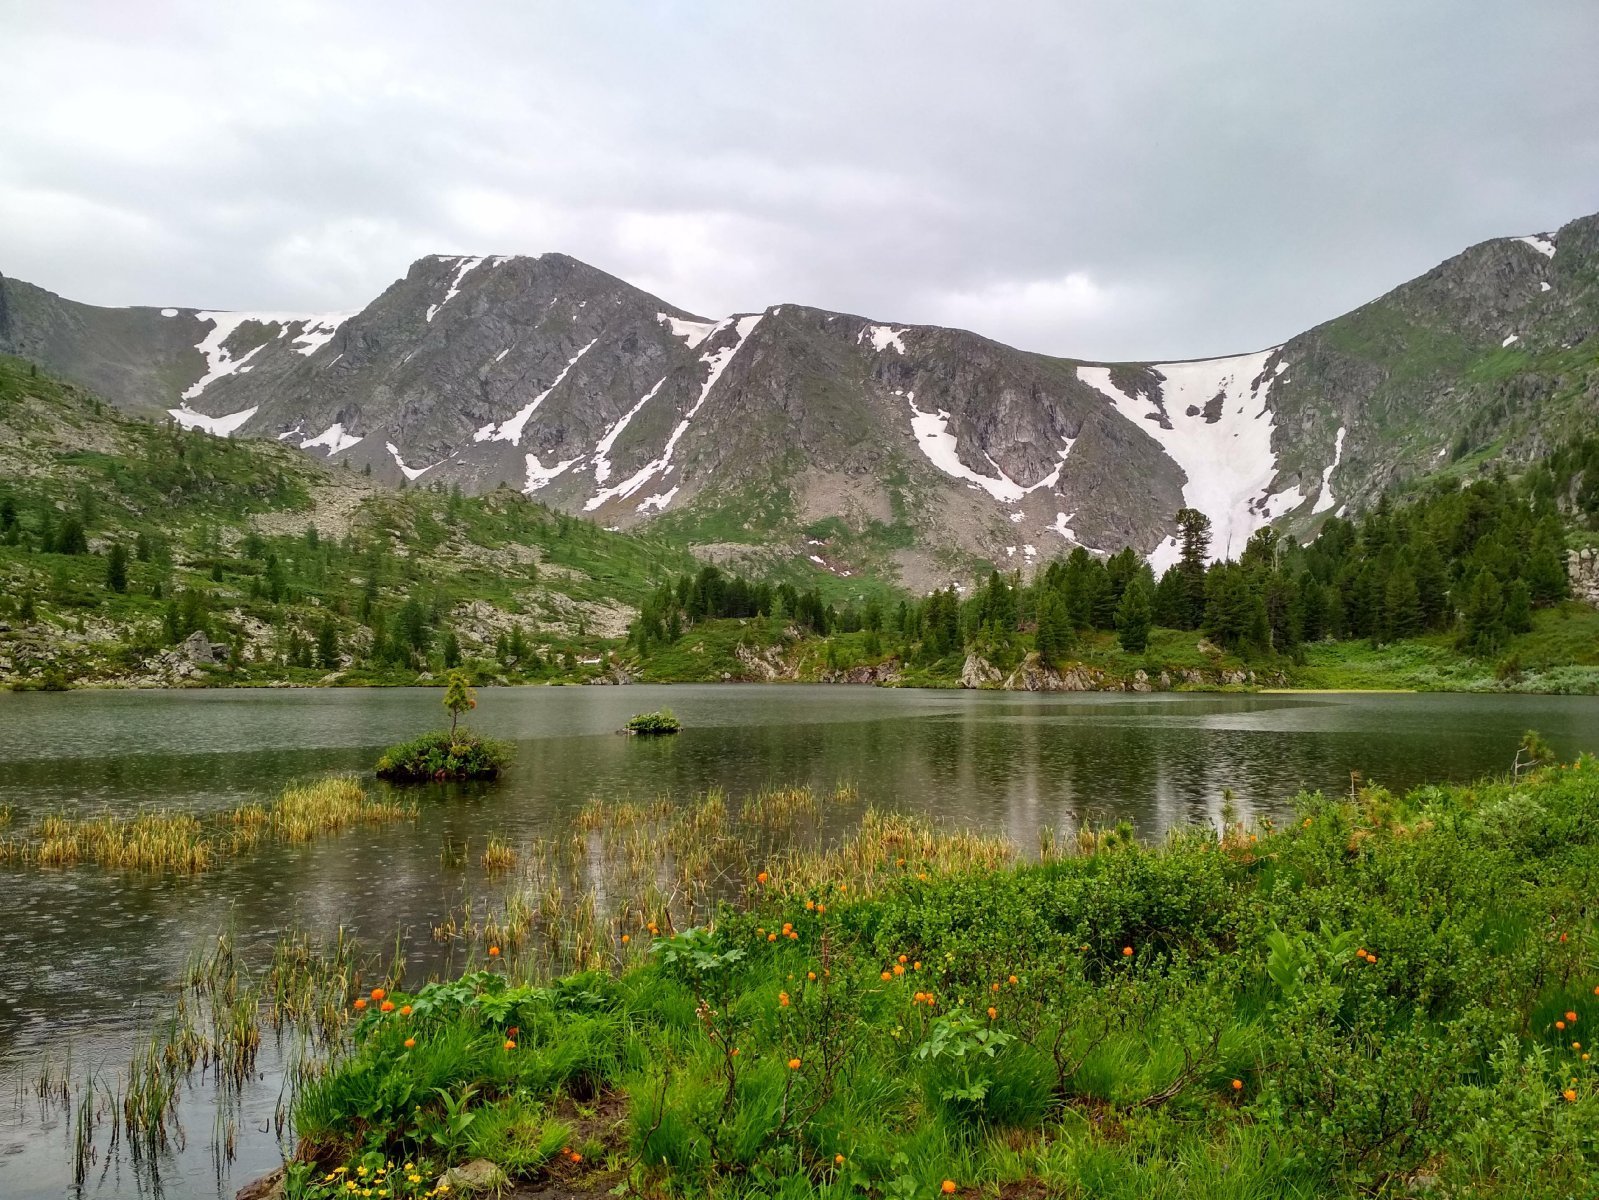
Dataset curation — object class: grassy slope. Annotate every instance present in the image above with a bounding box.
[288,760,1599,1199]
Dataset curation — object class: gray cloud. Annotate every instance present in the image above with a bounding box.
[2,0,1596,361]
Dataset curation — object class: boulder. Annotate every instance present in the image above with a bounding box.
[437,1159,509,1194]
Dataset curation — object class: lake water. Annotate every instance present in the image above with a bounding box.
[2,684,1597,1198]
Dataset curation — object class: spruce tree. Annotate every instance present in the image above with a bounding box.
[1458,571,1506,655]
[1034,591,1072,667]
[105,543,128,594]
[1115,576,1153,654]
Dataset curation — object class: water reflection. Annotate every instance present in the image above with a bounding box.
[1,685,1597,1198]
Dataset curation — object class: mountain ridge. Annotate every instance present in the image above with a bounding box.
[3,213,1595,589]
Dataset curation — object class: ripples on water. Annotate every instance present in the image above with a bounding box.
[1,685,1596,1197]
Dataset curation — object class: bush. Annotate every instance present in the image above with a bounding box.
[625,708,682,736]
[374,729,510,783]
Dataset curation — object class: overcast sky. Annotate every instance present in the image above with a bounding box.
[2,1,1596,362]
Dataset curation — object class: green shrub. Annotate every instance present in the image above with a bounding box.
[625,708,682,735]
[373,729,510,783]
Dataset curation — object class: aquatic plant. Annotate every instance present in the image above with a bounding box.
[375,729,510,783]
[624,708,682,735]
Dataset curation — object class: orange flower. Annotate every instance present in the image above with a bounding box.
[1007,974,1018,985]
[371,988,386,1001]
[1557,1020,1567,1031]
[504,1039,517,1051]
[893,965,905,976]
[787,931,798,940]
[399,1005,412,1016]
[1367,954,1378,964]
[834,1153,845,1166]
[987,1006,998,1020]
[404,1037,416,1049]
[1122,946,1133,958]
[806,900,815,911]
[1231,1079,1243,1091]
[816,904,826,914]
[912,961,921,971]
[942,1181,957,1195]
[757,871,769,884]
[647,922,659,935]
[898,955,908,964]
[1564,1088,1578,1103]
[1567,1011,1579,1023]
[788,1058,801,1070]
[783,923,793,934]
[570,1153,582,1164]
[354,998,367,1011]
[380,1000,395,1013]
[991,983,1000,993]
[778,991,790,1007]
[881,970,893,982]
[768,933,778,942]
[488,945,501,957]
[807,971,817,981]
[621,934,630,944]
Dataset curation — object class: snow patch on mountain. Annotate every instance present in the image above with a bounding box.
[859,324,908,354]
[901,391,1061,504]
[183,310,349,399]
[167,404,258,436]
[657,313,719,349]
[386,442,436,481]
[1311,426,1347,515]
[585,315,763,512]
[592,377,666,485]
[300,422,362,455]
[426,256,485,322]
[476,338,599,446]
[524,451,581,492]
[637,486,679,513]
[160,308,179,318]
[1515,234,1557,258]
[1077,351,1284,560]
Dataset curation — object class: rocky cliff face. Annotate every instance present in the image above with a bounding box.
[5,212,1596,588]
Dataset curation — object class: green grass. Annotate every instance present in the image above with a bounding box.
[374,729,512,783]
[286,759,1599,1198]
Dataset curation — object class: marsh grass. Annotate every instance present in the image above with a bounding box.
[1,776,414,873]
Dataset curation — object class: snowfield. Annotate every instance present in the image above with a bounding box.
[1077,353,1288,562]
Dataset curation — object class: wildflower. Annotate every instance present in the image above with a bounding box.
[816,904,826,914]
[807,971,817,981]
[899,954,908,964]
[1576,1042,1583,1051]
[647,922,659,935]
[1564,1088,1578,1102]
[408,1176,421,1185]
[1557,1020,1567,1031]
[1231,1079,1243,1091]
[1007,974,1018,985]
[1122,946,1133,958]
[783,923,793,934]
[882,971,893,982]
[835,1153,845,1166]
[779,991,790,1007]
[504,1039,517,1051]
[991,983,1000,993]
[488,945,500,957]
[1567,1010,1579,1023]
[404,1037,416,1049]
[570,1153,583,1164]
[371,988,386,1001]
[987,1006,997,1019]
[381,1000,395,1012]
[758,871,769,884]
[354,998,368,1011]
[894,964,905,976]
[787,930,798,940]
[913,961,921,971]
[1367,954,1379,964]
[806,900,815,911]
[942,1181,958,1194]
[769,933,778,942]
[788,1058,801,1070]
[399,1005,411,1016]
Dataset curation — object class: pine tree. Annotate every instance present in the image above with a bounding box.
[1503,578,1533,634]
[1382,565,1422,641]
[1115,576,1153,654]
[1176,508,1212,629]
[1035,590,1072,667]
[317,615,340,669]
[105,543,128,594]
[1458,571,1505,656]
